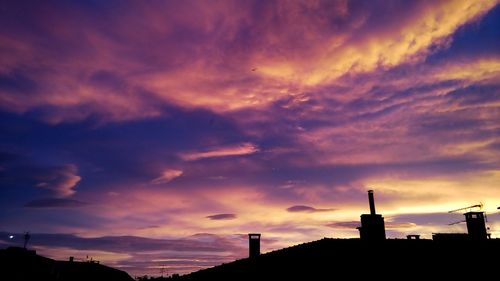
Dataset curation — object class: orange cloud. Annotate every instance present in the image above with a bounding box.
[179,143,259,161]
[0,1,496,122]
[35,164,81,198]
[151,169,183,184]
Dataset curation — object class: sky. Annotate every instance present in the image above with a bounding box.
[1,0,500,277]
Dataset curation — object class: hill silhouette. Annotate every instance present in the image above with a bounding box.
[0,246,133,281]
[178,238,499,280]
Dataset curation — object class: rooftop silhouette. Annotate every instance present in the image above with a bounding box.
[177,238,499,280]
[1,190,497,280]
[176,190,498,280]
[0,246,133,281]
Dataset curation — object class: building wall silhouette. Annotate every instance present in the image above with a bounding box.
[464,211,488,240]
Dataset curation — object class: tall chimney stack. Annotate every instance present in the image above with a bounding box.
[368,190,376,215]
[358,190,386,240]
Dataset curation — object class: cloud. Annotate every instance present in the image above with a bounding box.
[326,221,416,229]
[325,221,360,229]
[0,231,247,275]
[0,0,499,276]
[35,164,81,198]
[24,198,88,208]
[1,1,495,123]
[151,169,183,184]
[385,222,418,229]
[0,231,244,254]
[286,205,335,213]
[179,143,259,161]
[206,214,237,220]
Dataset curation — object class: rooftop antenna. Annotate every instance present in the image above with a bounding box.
[447,202,485,224]
[448,220,466,226]
[23,232,31,249]
[448,203,483,214]
[160,265,167,278]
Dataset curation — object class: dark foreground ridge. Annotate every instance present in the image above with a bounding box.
[0,246,134,281]
[179,238,500,280]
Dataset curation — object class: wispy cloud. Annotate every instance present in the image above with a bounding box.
[0,231,247,276]
[0,0,499,277]
[206,214,237,220]
[24,198,87,208]
[179,143,259,161]
[326,221,416,229]
[35,164,81,198]
[0,0,496,123]
[286,205,335,213]
[151,169,183,184]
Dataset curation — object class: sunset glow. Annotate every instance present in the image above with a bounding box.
[1,0,500,277]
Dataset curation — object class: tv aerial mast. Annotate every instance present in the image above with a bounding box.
[23,232,31,249]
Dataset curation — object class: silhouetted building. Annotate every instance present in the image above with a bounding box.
[433,211,489,241]
[248,233,261,258]
[0,247,133,281]
[358,190,386,240]
[179,238,500,281]
[432,233,469,241]
[464,211,488,240]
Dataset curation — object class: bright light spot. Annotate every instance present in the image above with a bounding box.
[9,235,14,239]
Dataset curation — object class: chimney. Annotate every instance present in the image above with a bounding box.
[464,212,488,240]
[359,190,386,240]
[368,190,376,215]
[248,233,261,258]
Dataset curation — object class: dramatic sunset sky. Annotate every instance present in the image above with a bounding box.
[1,0,500,276]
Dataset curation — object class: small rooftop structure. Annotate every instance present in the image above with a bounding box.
[434,208,489,241]
[248,233,261,258]
[464,211,488,240]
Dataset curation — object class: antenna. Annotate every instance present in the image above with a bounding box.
[160,266,167,277]
[448,220,466,226]
[448,203,483,213]
[23,232,31,249]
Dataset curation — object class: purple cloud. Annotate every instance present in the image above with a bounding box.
[206,214,237,220]
[286,205,335,213]
[24,198,88,208]
[326,221,416,229]
[34,164,81,198]
[0,0,499,277]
